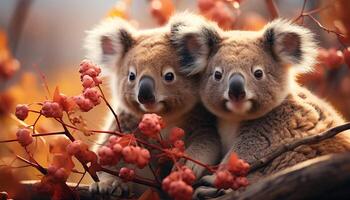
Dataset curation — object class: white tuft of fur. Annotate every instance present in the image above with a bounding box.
[168,12,222,75]
[84,17,136,76]
[263,19,319,73]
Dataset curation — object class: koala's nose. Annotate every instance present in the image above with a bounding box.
[138,76,156,104]
[228,73,246,101]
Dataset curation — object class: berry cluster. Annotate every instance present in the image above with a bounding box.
[76,60,102,112]
[97,135,151,168]
[79,59,102,87]
[138,113,165,138]
[162,166,196,200]
[214,153,250,190]
[16,128,33,147]
[15,104,29,121]
[198,0,241,30]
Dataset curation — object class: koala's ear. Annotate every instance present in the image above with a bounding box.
[169,12,222,75]
[84,17,136,69]
[262,19,318,71]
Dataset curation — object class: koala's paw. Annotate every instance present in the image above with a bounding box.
[193,175,227,200]
[89,179,130,199]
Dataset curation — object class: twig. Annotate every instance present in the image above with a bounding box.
[265,0,279,19]
[74,171,86,191]
[98,85,122,132]
[249,122,350,172]
[100,167,160,189]
[307,15,345,37]
[0,131,66,143]
[291,0,346,47]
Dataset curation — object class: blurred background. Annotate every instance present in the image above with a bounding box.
[0,0,349,190]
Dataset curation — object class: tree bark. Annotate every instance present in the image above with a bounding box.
[215,152,350,200]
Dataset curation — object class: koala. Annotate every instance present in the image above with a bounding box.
[171,14,350,199]
[84,16,221,198]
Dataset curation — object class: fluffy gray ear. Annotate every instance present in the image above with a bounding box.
[84,17,136,69]
[262,19,318,72]
[169,12,222,75]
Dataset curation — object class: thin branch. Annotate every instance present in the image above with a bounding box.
[265,0,279,19]
[100,167,160,189]
[98,85,121,132]
[249,122,350,172]
[0,131,66,143]
[74,171,86,191]
[291,1,346,47]
[16,155,47,175]
[307,15,345,37]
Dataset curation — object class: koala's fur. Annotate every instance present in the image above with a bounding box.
[84,16,221,197]
[171,13,350,198]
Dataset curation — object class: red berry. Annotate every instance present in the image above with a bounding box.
[83,88,101,106]
[16,128,33,147]
[138,114,165,138]
[181,166,196,185]
[54,167,69,182]
[324,48,344,69]
[343,47,350,68]
[41,101,63,118]
[15,104,29,120]
[214,170,234,189]
[112,143,123,153]
[122,146,137,163]
[140,148,151,159]
[227,153,249,175]
[74,95,94,112]
[82,75,95,88]
[98,146,119,165]
[119,167,135,182]
[169,127,185,143]
[173,140,185,151]
[79,59,101,77]
[79,59,93,73]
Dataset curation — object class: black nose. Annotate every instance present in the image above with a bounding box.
[228,73,246,101]
[138,76,156,104]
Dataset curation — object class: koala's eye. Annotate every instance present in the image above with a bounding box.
[253,69,264,80]
[214,70,223,81]
[164,72,175,82]
[128,71,136,81]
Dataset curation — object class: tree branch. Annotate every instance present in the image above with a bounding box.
[215,152,350,200]
[249,122,350,172]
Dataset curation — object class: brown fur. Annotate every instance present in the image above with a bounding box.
[223,86,350,181]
